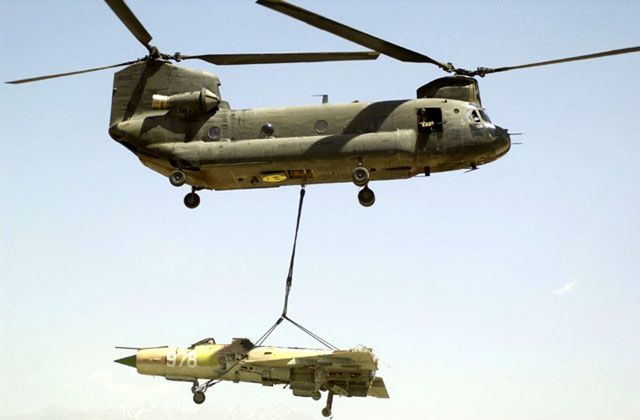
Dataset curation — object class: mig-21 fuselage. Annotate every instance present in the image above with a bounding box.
[116,337,388,417]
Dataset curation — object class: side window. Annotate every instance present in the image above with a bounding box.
[470,110,481,123]
[417,108,443,133]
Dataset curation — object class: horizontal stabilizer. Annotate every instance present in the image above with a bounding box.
[368,377,389,399]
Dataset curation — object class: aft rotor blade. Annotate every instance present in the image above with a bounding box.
[256,0,451,71]
[5,59,142,84]
[473,45,640,76]
[182,51,380,65]
[104,0,153,50]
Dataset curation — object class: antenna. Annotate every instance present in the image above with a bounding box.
[312,94,329,104]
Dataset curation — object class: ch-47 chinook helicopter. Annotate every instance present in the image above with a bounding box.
[8,0,639,208]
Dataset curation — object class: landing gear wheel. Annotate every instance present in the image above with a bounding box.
[193,391,206,404]
[169,170,187,187]
[184,192,201,209]
[312,391,322,401]
[352,166,370,187]
[322,390,334,418]
[358,186,375,207]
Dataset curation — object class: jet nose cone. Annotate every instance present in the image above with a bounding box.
[114,354,137,369]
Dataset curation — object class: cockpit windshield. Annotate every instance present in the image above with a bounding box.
[188,337,216,349]
[479,110,492,123]
[469,108,492,123]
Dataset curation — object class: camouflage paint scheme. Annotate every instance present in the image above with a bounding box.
[9,0,637,202]
[115,338,388,400]
[108,62,510,192]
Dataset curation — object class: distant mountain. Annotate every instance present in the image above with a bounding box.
[0,405,316,420]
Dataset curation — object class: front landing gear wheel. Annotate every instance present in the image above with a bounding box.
[184,192,200,209]
[169,170,187,187]
[312,391,322,401]
[193,391,206,404]
[321,408,332,417]
[352,166,370,187]
[358,186,375,207]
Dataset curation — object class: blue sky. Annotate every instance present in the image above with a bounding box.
[1,1,639,419]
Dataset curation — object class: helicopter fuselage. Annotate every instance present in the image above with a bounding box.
[107,62,509,206]
[108,68,510,192]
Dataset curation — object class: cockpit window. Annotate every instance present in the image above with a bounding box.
[479,110,492,123]
[469,108,492,123]
[189,337,216,349]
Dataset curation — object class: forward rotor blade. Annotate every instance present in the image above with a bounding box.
[5,59,142,84]
[474,45,640,76]
[182,51,379,65]
[104,0,153,50]
[256,0,450,71]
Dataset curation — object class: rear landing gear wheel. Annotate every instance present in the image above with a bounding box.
[184,192,200,209]
[321,390,334,418]
[193,391,206,404]
[169,170,187,187]
[352,166,370,187]
[358,186,375,207]
[312,391,322,401]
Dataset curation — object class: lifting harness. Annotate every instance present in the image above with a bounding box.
[196,186,336,393]
[255,186,337,349]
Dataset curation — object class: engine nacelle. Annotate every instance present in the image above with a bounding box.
[152,87,220,115]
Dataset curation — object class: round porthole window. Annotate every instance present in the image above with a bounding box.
[314,119,328,134]
[453,108,460,114]
[207,126,221,140]
[261,123,275,137]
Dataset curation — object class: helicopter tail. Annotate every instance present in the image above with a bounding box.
[109,61,223,126]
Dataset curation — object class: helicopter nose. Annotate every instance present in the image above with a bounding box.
[494,125,511,156]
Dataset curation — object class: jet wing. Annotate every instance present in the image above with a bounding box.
[367,376,390,399]
[243,348,378,370]
[243,354,353,368]
[328,349,379,370]
[287,355,353,367]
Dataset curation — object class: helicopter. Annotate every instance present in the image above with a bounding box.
[7,0,639,208]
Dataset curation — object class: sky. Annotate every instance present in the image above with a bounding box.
[1,0,639,419]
